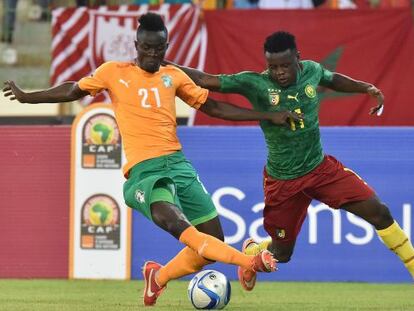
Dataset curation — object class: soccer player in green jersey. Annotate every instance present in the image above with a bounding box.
[170,31,414,289]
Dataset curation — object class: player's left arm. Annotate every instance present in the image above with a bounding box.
[176,69,303,125]
[322,73,384,116]
[199,98,303,125]
[163,60,221,91]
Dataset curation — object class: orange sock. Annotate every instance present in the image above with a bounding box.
[156,247,212,287]
[179,226,253,270]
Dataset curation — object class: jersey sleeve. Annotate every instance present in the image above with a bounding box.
[317,62,334,85]
[175,70,209,110]
[78,62,113,96]
[219,72,251,95]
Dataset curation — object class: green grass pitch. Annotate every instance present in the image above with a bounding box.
[0,279,412,311]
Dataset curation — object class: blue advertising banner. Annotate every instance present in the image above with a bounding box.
[131,127,414,283]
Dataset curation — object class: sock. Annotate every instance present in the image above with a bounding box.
[245,239,272,256]
[376,221,414,279]
[179,226,253,270]
[156,247,212,287]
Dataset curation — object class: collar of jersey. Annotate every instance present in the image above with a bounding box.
[295,63,303,85]
[133,63,162,77]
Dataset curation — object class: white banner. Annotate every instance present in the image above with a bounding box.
[70,104,131,279]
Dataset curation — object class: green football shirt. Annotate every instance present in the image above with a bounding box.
[219,60,333,180]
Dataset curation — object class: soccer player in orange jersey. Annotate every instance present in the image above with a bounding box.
[2,13,306,307]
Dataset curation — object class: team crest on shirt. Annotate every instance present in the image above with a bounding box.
[161,75,173,88]
[135,190,145,204]
[268,88,281,106]
[305,84,317,98]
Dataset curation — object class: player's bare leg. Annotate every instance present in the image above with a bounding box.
[196,216,225,242]
[267,239,296,263]
[341,196,414,280]
[341,196,393,230]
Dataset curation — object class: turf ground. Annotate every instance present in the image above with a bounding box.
[0,279,412,311]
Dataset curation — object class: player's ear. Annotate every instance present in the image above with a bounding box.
[296,50,300,60]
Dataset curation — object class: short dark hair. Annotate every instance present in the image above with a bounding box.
[137,12,168,37]
[264,31,297,54]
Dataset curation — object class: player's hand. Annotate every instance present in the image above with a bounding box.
[367,85,384,116]
[268,111,304,126]
[2,81,27,103]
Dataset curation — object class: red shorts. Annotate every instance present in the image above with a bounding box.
[263,155,375,243]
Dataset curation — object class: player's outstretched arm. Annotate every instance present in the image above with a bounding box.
[200,98,303,125]
[323,73,384,116]
[2,81,89,104]
[163,60,221,91]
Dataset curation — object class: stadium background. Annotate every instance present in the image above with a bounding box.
[0,0,413,284]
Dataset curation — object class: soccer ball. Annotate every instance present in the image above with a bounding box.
[187,270,231,310]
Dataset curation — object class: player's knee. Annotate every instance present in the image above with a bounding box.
[194,217,224,241]
[275,253,292,263]
[151,202,190,238]
[214,231,224,242]
[372,203,394,229]
[269,245,293,263]
[166,214,189,235]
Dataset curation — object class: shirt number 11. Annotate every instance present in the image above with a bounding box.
[290,108,305,131]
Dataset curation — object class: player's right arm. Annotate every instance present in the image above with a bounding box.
[3,62,111,104]
[2,81,89,104]
[164,61,221,91]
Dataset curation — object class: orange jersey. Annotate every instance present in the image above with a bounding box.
[78,61,209,176]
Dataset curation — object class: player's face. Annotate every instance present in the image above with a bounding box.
[135,30,168,73]
[265,49,300,87]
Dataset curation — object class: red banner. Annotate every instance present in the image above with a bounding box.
[195,9,414,126]
[50,6,414,125]
[0,126,70,278]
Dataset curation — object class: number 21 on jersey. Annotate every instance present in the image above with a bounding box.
[138,88,161,108]
[290,108,305,131]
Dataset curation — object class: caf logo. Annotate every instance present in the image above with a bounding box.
[84,114,119,145]
[83,195,119,226]
[81,194,121,250]
[81,113,122,169]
